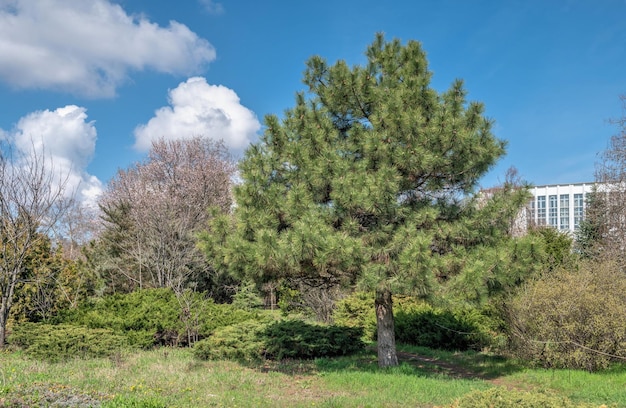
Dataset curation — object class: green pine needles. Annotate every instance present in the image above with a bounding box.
[204,33,516,367]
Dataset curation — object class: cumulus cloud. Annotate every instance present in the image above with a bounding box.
[0,0,216,97]
[6,105,103,208]
[134,77,261,154]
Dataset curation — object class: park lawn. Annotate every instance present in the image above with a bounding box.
[0,346,624,407]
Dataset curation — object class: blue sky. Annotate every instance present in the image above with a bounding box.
[1,0,624,206]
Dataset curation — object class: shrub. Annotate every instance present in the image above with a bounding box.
[333,291,377,340]
[263,320,364,360]
[333,291,497,350]
[57,288,262,348]
[508,259,626,371]
[394,303,490,351]
[450,387,600,408]
[8,322,127,362]
[193,319,365,362]
[193,320,268,362]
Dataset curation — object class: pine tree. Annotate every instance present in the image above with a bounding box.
[207,34,507,367]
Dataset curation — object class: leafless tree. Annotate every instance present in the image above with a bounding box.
[98,137,236,294]
[593,95,626,268]
[51,198,102,261]
[0,143,71,347]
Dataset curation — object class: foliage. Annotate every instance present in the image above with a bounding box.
[588,94,626,269]
[231,280,264,311]
[8,322,127,362]
[529,226,574,270]
[441,232,548,307]
[275,279,344,323]
[263,320,364,360]
[394,303,494,351]
[96,137,236,294]
[507,259,626,371]
[450,387,601,408]
[194,319,364,362]
[574,190,604,259]
[193,320,268,362]
[56,288,261,348]
[0,141,72,347]
[9,239,98,324]
[333,291,500,350]
[203,33,523,367]
[333,291,378,340]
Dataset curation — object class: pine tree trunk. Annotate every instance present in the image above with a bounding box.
[375,287,398,367]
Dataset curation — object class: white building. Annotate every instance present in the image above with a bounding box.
[527,183,596,234]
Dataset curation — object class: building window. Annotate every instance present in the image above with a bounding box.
[549,195,558,227]
[537,196,546,225]
[560,194,569,230]
[574,193,584,229]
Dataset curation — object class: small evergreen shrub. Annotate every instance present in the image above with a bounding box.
[8,322,127,362]
[57,288,262,348]
[263,320,365,360]
[193,319,365,362]
[395,303,492,351]
[193,320,268,362]
[333,291,495,350]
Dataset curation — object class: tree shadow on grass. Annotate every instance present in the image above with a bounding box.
[256,344,524,383]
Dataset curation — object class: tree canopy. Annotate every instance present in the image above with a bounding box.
[95,137,236,295]
[203,34,523,366]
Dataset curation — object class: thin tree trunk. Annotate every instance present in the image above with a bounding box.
[0,320,6,349]
[375,287,398,368]
[0,270,18,349]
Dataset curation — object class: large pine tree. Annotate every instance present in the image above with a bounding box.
[208,34,507,367]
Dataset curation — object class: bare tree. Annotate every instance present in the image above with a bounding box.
[98,137,236,294]
[0,143,71,347]
[52,199,102,261]
[592,95,626,268]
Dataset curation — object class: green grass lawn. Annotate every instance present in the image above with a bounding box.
[0,346,624,407]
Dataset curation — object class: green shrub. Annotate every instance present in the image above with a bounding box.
[508,259,626,371]
[395,303,484,351]
[333,291,497,350]
[450,387,601,408]
[57,288,262,348]
[193,320,268,362]
[194,319,365,362]
[8,322,127,362]
[263,320,364,360]
[333,291,377,340]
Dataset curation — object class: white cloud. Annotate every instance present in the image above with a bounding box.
[199,0,224,15]
[0,0,216,97]
[134,77,261,154]
[6,105,103,208]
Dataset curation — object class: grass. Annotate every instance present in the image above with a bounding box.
[0,346,624,407]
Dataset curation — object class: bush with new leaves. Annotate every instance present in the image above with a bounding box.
[508,259,626,371]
